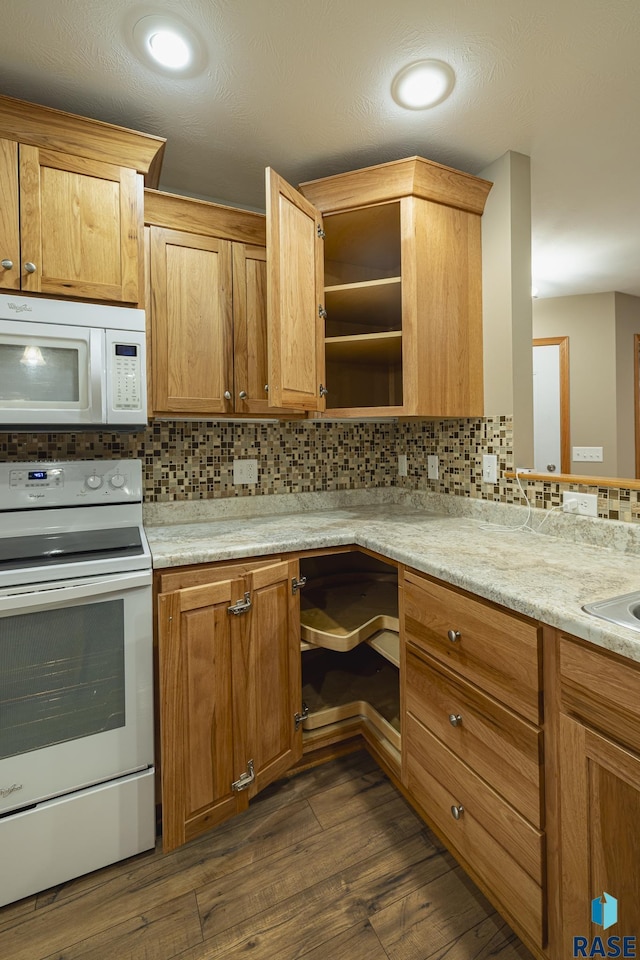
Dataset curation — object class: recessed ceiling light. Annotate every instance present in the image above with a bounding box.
[391,59,455,110]
[148,29,191,69]
[132,15,204,76]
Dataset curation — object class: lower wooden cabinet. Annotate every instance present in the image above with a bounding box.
[152,548,640,960]
[558,636,640,957]
[157,558,302,852]
[402,569,547,954]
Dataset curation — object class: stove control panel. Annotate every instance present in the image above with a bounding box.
[1,459,143,509]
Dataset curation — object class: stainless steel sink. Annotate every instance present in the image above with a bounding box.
[583,591,640,631]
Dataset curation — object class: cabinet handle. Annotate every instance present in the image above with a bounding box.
[24,261,37,274]
[224,390,232,401]
[451,804,464,820]
[238,390,247,400]
[449,713,462,727]
[1,259,13,270]
[447,629,461,643]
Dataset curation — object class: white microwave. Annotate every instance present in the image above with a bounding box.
[0,293,147,429]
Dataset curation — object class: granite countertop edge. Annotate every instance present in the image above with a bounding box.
[145,504,640,665]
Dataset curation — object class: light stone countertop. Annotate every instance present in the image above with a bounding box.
[145,492,640,665]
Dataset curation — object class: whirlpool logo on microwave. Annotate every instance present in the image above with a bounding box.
[573,893,636,958]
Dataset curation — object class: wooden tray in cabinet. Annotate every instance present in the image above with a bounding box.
[300,573,399,652]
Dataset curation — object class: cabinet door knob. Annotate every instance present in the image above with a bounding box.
[451,804,464,820]
[24,261,37,274]
[238,390,247,400]
[1,259,13,269]
[449,713,462,727]
[224,390,232,401]
[447,629,461,643]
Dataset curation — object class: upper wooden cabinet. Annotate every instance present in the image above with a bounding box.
[0,95,165,303]
[267,157,492,418]
[146,189,295,418]
[266,168,326,412]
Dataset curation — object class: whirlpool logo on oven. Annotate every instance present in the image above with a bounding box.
[573,893,636,958]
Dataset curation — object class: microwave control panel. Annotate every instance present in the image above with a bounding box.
[111,343,142,411]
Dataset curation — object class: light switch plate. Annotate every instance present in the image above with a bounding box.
[398,454,408,477]
[233,459,258,484]
[427,455,439,480]
[482,454,498,484]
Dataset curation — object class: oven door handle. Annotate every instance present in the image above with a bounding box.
[0,569,152,613]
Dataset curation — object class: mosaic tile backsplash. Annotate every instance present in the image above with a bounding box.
[1,415,639,524]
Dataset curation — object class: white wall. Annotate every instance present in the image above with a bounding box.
[533,292,640,478]
[481,151,533,468]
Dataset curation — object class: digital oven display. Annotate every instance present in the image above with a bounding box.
[28,471,47,481]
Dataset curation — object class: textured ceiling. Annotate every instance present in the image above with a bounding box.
[1,0,638,299]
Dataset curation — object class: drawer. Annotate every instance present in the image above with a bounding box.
[406,712,545,948]
[560,635,640,754]
[403,571,542,723]
[405,647,543,826]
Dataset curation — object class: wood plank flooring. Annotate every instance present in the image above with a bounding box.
[0,751,534,960]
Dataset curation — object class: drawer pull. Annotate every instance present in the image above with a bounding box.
[447,629,461,643]
[451,804,464,820]
[449,713,463,727]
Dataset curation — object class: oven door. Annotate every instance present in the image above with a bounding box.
[0,319,104,425]
[0,569,153,816]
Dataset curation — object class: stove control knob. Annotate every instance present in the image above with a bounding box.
[85,474,103,490]
[109,473,125,489]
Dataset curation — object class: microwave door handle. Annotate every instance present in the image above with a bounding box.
[89,328,106,423]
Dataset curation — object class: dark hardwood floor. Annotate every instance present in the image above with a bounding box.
[0,751,534,960]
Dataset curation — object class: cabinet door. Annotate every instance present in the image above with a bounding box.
[559,715,640,956]
[232,242,279,414]
[19,144,142,302]
[240,560,303,796]
[0,139,20,290]
[158,577,248,853]
[266,167,325,411]
[150,226,233,416]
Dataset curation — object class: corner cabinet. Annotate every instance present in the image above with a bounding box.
[557,636,640,957]
[266,157,492,417]
[0,94,164,303]
[156,558,303,852]
[146,189,297,418]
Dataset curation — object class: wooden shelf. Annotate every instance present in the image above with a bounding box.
[325,331,402,365]
[300,573,399,653]
[321,203,401,285]
[324,277,401,335]
[367,629,400,667]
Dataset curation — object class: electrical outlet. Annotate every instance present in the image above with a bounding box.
[233,458,258,485]
[427,455,439,480]
[398,454,408,477]
[563,492,598,517]
[482,454,498,484]
[572,446,604,462]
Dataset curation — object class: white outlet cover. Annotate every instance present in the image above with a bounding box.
[233,458,258,484]
[427,455,439,480]
[398,454,408,477]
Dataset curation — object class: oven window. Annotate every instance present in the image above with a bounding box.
[0,600,125,760]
